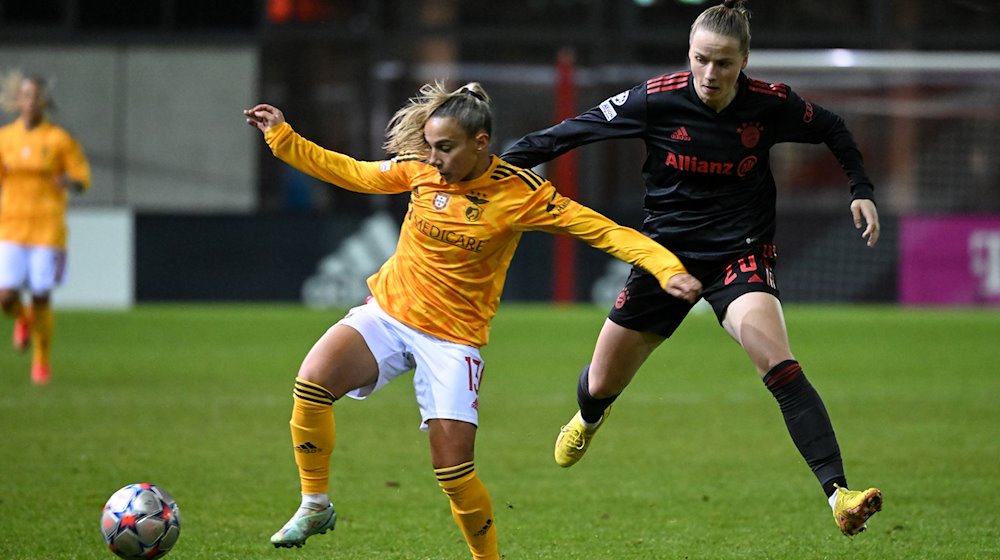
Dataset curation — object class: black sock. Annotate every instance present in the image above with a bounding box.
[763,360,847,497]
[577,365,620,424]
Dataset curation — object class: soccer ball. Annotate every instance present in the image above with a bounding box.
[100,483,181,559]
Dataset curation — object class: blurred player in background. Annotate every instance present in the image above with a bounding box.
[0,72,91,384]
[245,81,701,558]
[502,0,883,537]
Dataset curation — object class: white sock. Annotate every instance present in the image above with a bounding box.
[581,416,603,430]
[300,493,330,510]
[827,488,843,510]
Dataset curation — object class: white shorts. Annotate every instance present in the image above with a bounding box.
[0,241,66,294]
[335,298,486,431]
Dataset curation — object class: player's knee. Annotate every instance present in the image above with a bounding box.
[0,290,18,311]
[298,358,377,397]
[296,360,335,388]
[428,419,476,469]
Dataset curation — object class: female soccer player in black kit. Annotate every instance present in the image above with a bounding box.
[501,0,883,536]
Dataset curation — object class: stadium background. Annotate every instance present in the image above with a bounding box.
[1,0,998,307]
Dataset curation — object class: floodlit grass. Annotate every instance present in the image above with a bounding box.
[0,304,998,559]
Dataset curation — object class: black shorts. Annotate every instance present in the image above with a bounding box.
[607,244,779,338]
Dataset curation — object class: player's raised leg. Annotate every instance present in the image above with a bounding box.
[555,319,662,467]
[270,377,338,548]
[271,323,378,548]
[723,292,882,535]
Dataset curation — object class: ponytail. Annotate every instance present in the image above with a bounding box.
[383,81,493,157]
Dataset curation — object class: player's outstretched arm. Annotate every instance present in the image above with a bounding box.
[550,202,703,303]
[850,199,880,248]
[244,104,286,133]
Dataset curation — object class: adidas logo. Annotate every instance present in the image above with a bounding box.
[295,442,321,454]
[671,127,692,141]
[473,518,493,537]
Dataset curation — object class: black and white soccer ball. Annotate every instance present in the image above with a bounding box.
[100,483,181,559]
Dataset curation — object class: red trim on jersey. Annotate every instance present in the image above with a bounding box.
[747,79,788,99]
[647,72,690,94]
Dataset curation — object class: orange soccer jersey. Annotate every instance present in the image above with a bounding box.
[0,117,91,249]
[266,122,686,347]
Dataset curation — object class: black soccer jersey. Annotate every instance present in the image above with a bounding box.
[501,71,875,261]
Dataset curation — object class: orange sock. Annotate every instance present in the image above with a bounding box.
[436,462,498,560]
[5,297,30,351]
[30,302,52,366]
[289,377,337,495]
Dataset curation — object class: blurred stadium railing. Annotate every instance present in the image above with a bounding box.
[1,1,997,305]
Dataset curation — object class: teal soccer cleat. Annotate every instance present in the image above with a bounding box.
[270,502,337,548]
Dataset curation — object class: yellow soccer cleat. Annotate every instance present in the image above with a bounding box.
[554,408,610,467]
[832,485,882,536]
[271,502,337,548]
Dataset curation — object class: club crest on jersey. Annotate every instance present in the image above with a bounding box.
[610,91,629,106]
[465,192,489,205]
[379,160,393,172]
[433,192,450,210]
[463,191,487,221]
[738,122,762,148]
[615,287,629,309]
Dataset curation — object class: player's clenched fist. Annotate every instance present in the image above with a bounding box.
[665,273,702,303]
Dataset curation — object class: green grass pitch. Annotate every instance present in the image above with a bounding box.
[1,304,998,559]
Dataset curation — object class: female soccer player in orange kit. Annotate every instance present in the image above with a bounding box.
[245,81,702,558]
[0,73,91,384]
